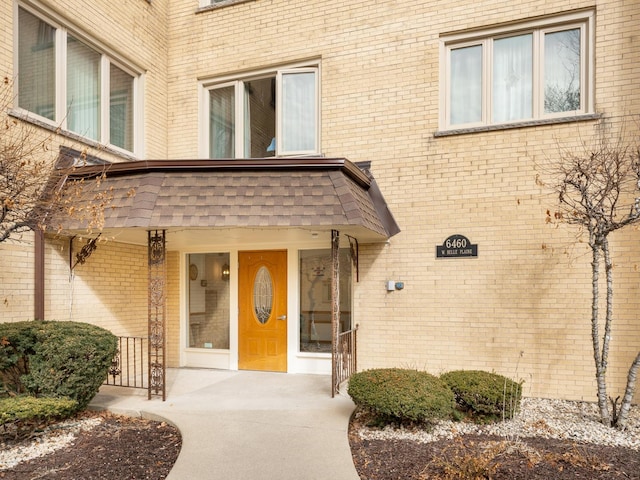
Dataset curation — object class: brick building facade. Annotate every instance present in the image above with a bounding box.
[1,0,639,401]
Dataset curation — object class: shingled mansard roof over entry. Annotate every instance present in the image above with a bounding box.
[55,158,400,246]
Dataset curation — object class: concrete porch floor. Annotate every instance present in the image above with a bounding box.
[90,368,360,480]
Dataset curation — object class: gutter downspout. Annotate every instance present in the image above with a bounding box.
[34,228,45,320]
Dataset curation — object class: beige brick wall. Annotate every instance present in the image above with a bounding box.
[1,0,639,403]
[0,234,35,322]
[164,0,639,400]
[44,236,148,336]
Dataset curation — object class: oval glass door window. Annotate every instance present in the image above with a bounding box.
[253,266,273,324]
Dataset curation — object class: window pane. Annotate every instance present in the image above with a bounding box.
[110,64,133,151]
[244,78,275,158]
[493,34,532,122]
[253,266,273,324]
[281,71,316,153]
[67,36,100,140]
[544,28,581,113]
[450,45,482,125]
[209,86,235,158]
[18,8,55,120]
[299,249,352,353]
[188,253,230,349]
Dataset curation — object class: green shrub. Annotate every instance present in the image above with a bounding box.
[0,321,117,411]
[0,395,78,424]
[0,322,39,396]
[348,368,456,424]
[0,396,78,440]
[440,370,522,421]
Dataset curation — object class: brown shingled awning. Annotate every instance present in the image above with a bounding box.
[54,158,400,247]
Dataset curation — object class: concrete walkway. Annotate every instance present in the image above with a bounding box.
[90,369,360,480]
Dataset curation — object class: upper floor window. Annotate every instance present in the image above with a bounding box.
[201,63,319,158]
[440,10,594,131]
[17,5,142,155]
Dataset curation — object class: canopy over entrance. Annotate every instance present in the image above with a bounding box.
[48,157,400,398]
[55,158,400,246]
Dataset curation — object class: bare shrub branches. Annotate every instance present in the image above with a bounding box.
[0,76,113,242]
[549,131,640,241]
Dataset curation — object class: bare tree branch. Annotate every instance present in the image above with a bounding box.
[546,119,640,428]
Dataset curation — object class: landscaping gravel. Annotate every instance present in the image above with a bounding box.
[2,398,638,475]
[1,411,181,480]
[356,397,640,449]
[0,416,102,470]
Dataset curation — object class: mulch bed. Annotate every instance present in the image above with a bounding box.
[3,408,638,480]
[1,412,181,480]
[349,427,640,480]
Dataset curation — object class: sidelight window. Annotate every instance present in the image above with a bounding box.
[299,249,352,354]
[188,253,231,350]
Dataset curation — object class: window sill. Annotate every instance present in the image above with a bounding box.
[196,0,255,13]
[297,351,331,359]
[185,347,230,353]
[434,113,602,138]
[9,109,139,162]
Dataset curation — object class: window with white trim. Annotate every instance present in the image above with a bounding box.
[440,11,594,131]
[17,5,142,155]
[201,64,319,158]
[299,248,352,354]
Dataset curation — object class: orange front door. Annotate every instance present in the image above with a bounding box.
[238,250,287,372]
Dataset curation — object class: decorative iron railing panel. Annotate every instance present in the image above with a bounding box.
[148,230,167,400]
[331,229,340,397]
[105,336,148,389]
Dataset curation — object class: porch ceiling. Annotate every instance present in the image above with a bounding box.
[54,158,400,247]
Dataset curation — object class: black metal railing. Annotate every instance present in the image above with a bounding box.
[105,336,148,389]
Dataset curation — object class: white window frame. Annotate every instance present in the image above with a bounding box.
[439,10,594,132]
[14,1,144,157]
[199,62,320,159]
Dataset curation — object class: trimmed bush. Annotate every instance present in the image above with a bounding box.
[348,368,456,424]
[0,396,78,440]
[0,396,78,423]
[440,370,522,421]
[0,321,117,411]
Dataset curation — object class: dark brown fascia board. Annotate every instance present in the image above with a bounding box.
[67,158,372,189]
